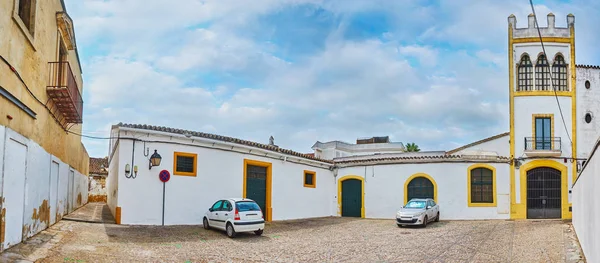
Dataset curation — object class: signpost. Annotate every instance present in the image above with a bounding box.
[159,170,170,225]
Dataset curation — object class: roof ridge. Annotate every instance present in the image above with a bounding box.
[446,132,510,155]
[115,123,333,163]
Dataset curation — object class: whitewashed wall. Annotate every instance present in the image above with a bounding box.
[452,135,509,157]
[513,96,573,157]
[576,67,600,158]
[572,139,600,263]
[0,126,88,251]
[114,129,334,225]
[107,146,120,217]
[337,162,511,220]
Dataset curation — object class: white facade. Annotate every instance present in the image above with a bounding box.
[572,137,600,263]
[336,162,510,220]
[312,140,405,160]
[576,66,600,158]
[108,124,512,225]
[108,126,335,225]
[0,126,88,250]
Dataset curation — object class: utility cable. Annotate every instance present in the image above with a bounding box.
[528,0,574,151]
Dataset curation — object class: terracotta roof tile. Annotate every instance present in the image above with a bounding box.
[334,154,510,164]
[446,132,509,155]
[89,157,108,175]
[577,64,600,69]
[115,123,333,164]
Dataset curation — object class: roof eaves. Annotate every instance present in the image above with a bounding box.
[115,123,333,164]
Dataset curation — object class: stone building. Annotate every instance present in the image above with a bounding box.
[0,0,89,251]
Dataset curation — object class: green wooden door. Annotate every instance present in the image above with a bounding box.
[341,179,362,217]
[246,165,267,218]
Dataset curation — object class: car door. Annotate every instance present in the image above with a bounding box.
[209,201,224,229]
[427,200,436,220]
[220,200,233,225]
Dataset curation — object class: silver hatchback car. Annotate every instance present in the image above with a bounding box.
[396,198,440,227]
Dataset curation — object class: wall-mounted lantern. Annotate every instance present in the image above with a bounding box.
[149,150,162,169]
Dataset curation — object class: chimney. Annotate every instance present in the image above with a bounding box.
[508,14,516,29]
[547,13,555,29]
[528,13,536,28]
[269,136,274,146]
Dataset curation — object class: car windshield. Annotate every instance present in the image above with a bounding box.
[404,200,426,209]
[236,201,261,212]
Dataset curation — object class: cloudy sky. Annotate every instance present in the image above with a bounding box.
[65,0,600,157]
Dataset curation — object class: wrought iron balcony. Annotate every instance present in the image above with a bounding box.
[46,62,83,128]
[524,137,561,156]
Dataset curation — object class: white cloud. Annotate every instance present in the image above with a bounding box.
[66,0,598,157]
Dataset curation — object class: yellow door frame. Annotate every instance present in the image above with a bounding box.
[337,175,365,218]
[243,159,272,221]
[516,159,570,219]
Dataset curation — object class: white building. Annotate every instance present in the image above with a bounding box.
[106,13,600,225]
[312,136,405,160]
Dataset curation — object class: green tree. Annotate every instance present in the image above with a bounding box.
[405,143,420,152]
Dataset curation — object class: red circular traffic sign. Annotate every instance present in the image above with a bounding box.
[159,170,170,183]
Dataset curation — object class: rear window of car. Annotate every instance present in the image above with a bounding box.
[236,201,261,212]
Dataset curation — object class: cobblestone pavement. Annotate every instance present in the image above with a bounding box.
[62,202,115,224]
[1,217,585,263]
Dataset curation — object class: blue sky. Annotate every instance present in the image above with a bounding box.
[64,0,600,157]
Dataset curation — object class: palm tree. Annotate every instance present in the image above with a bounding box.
[405,143,420,152]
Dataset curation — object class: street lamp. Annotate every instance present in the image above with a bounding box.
[149,150,162,169]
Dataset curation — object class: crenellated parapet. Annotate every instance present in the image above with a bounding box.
[508,13,574,39]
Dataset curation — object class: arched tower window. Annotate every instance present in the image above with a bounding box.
[552,55,568,91]
[517,55,533,91]
[535,54,551,91]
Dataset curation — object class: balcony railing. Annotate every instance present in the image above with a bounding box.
[524,137,562,151]
[47,62,83,127]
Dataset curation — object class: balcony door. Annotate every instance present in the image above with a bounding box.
[535,117,551,150]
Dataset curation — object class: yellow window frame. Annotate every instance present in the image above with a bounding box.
[467,164,497,207]
[303,170,316,188]
[173,152,197,176]
[531,114,555,150]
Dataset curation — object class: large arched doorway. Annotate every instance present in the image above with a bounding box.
[406,176,434,203]
[526,167,562,219]
[339,176,363,218]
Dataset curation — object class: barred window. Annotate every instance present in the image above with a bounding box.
[552,55,568,91]
[517,55,533,91]
[470,168,494,203]
[174,152,197,176]
[535,54,551,91]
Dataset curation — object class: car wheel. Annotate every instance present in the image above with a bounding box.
[435,212,440,222]
[397,224,403,228]
[226,223,236,238]
[422,216,428,228]
[254,229,263,236]
[203,217,210,229]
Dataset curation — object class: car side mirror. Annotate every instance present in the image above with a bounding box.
[426,206,432,210]
[209,208,213,212]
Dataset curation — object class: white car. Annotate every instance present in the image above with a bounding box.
[203,198,265,238]
[396,198,440,227]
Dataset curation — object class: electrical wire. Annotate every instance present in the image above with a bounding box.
[528,0,574,150]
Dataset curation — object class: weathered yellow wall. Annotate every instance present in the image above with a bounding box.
[0,0,88,174]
